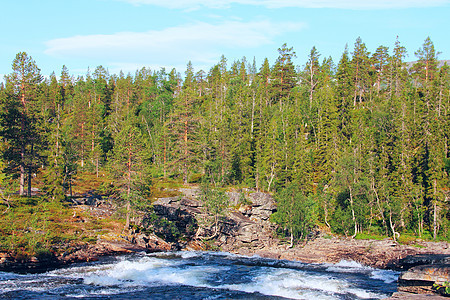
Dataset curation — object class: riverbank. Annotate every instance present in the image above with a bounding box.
[1,224,449,298]
[226,236,450,270]
[1,186,449,298]
[3,231,446,273]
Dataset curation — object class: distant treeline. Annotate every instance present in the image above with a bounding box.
[0,36,449,240]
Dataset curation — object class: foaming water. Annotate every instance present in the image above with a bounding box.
[0,251,399,299]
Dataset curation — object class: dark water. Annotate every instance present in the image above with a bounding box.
[0,251,398,299]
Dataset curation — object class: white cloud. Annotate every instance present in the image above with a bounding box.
[120,0,449,9]
[44,20,304,73]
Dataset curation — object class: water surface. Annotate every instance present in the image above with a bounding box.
[0,251,398,299]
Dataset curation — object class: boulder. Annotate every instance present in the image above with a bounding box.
[226,191,241,206]
[179,198,202,208]
[178,188,200,199]
[246,192,276,221]
[238,204,252,216]
[146,188,278,252]
[145,202,199,244]
[396,254,450,270]
[398,264,450,294]
[71,191,105,206]
[153,197,178,206]
[133,233,171,251]
[247,192,276,209]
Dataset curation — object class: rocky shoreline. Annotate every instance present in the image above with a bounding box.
[1,187,449,298]
[1,233,448,298]
[1,233,448,272]
[0,233,171,274]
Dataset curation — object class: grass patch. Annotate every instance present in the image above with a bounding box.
[71,171,115,195]
[354,232,386,241]
[397,233,418,245]
[0,193,123,258]
[0,197,77,257]
[150,178,183,199]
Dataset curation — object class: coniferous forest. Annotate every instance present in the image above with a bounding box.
[0,36,449,243]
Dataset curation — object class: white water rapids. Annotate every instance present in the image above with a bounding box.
[0,251,399,299]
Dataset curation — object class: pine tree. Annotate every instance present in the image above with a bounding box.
[166,62,200,183]
[335,45,353,144]
[1,52,43,196]
[304,46,321,110]
[372,45,390,94]
[271,43,297,106]
[413,37,442,239]
[111,120,149,230]
[351,37,373,106]
[387,37,408,99]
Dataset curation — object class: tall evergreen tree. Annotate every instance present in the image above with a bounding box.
[271,43,297,106]
[167,62,200,183]
[111,120,149,229]
[1,52,43,196]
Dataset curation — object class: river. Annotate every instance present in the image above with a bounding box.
[0,251,398,299]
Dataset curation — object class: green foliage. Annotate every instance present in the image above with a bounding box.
[0,197,77,257]
[109,120,152,228]
[143,212,181,242]
[330,205,353,236]
[200,184,230,219]
[433,281,450,296]
[271,183,317,242]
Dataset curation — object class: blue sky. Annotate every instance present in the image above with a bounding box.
[1,0,449,78]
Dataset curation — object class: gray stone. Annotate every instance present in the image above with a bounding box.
[226,192,241,206]
[398,264,450,294]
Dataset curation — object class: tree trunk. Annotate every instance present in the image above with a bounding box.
[96,157,99,178]
[27,165,32,197]
[19,102,26,196]
[69,174,73,198]
[164,135,167,178]
[288,227,294,248]
[372,181,388,235]
[389,210,400,242]
[19,159,25,196]
[125,139,132,230]
[27,143,34,197]
[81,122,84,168]
[349,185,358,238]
[353,63,359,107]
[183,119,188,184]
[324,202,331,228]
[433,201,437,240]
[433,178,438,240]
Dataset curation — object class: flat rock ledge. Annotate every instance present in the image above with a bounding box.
[396,255,450,296]
[381,254,450,299]
[229,237,450,270]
